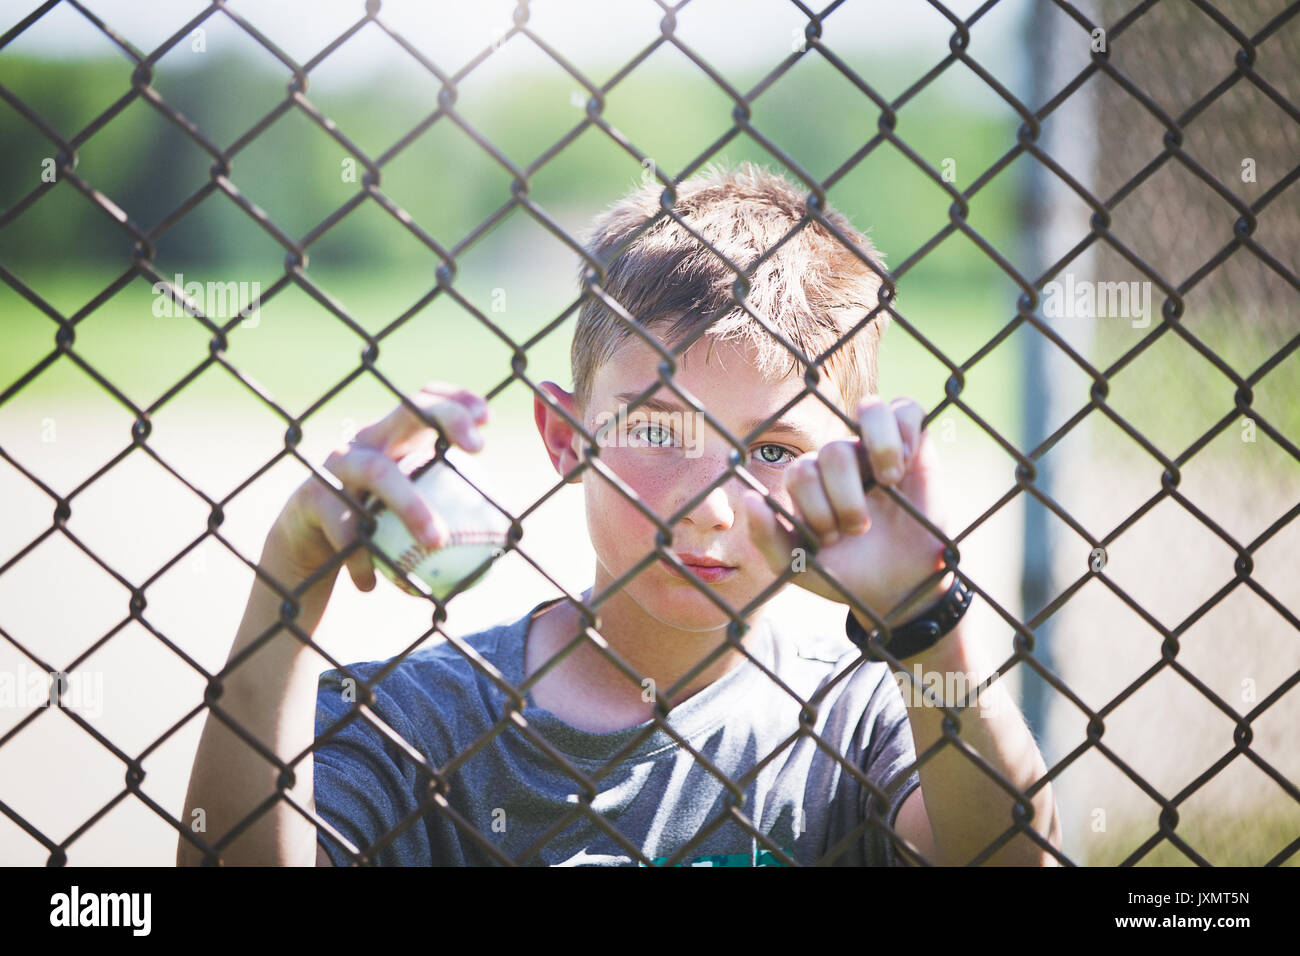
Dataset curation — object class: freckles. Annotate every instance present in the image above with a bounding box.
[633,472,678,514]
[587,484,656,552]
[600,453,677,522]
[604,491,656,533]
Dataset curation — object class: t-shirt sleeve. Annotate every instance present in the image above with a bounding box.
[313,667,428,866]
[858,667,923,867]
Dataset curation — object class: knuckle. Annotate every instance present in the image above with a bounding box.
[871,442,903,467]
[450,414,477,440]
[450,388,484,409]
[821,440,856,471]
[424,400,465,434]
[857,394,885,416]
[787,457,816,488]
[360,453,391,487]
[807,507,836,532]
[841,501,869,525]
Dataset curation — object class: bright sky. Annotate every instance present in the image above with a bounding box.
[1,0,1034,107]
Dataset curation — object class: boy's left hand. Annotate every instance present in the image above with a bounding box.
[743,394,952,625]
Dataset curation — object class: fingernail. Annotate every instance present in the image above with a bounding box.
[421,521,445,548]
[880,467,902,484]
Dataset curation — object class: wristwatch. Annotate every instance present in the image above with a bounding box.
[845,573,974,659]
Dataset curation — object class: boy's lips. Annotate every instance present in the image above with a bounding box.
[662,553,738,583]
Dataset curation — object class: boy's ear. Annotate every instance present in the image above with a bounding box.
[534,381,584,483]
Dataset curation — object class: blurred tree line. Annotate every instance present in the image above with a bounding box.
[0,49,1017,284]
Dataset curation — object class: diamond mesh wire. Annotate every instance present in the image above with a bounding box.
[0,0,1296,867]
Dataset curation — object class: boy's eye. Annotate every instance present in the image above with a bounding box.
[754,443,796,465]
[631,423,675,446]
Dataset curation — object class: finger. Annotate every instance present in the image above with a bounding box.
[413,396,486,453]
[891,397,926,471]
[741,490,799,574]
[308,483,378,591]
[786,455,839,545]
[348,386,490,457]
[816,439,871,535]
[406,384,491,453]
[324,446,450,550]
[419,381,490,421]
[389,394,486,456]
[393,428,439,476]
[857,394,905,485]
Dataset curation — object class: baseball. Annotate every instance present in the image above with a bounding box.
[369,455,510,600]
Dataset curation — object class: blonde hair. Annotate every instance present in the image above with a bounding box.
[571,159,891,415]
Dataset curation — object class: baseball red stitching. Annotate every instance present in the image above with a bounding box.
[392,529,509,575]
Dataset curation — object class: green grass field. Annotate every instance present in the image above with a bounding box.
[1,265,1026,447]
[6,261,1293,479]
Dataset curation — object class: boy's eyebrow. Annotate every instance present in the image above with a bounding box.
[611,391,815,440]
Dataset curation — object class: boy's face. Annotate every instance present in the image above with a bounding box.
[565,325,853,633]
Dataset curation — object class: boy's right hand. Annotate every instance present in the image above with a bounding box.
[271,383,490,591]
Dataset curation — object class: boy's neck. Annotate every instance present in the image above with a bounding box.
[523,586,768,733]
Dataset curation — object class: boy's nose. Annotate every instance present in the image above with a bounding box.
[678,469,737,533]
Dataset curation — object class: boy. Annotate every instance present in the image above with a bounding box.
[178,161,1061,866]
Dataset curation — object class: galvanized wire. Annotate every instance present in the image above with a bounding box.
[0,0,1296,867]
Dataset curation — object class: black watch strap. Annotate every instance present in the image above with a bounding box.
[845,575,974,659]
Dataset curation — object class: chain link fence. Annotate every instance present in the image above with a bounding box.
[1022,0,1300,865]
[0,0,1296,866]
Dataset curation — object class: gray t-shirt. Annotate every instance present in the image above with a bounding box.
[314,600,922,866]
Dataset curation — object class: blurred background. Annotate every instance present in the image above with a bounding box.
[0,0,1296,865]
